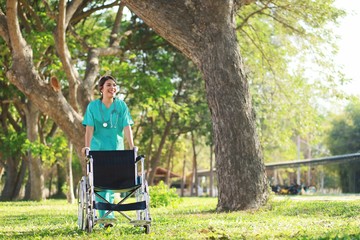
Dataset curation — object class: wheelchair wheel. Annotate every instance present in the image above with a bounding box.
[77,177,87,230]
[85,184,94,232]
[144,224,150,234]
[86,213,93,233]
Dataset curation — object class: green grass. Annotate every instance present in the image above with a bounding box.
[0,196,360,239]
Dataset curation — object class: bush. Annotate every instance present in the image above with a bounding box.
[149,181,182,208]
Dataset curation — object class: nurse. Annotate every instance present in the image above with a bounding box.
[82,75,135,227]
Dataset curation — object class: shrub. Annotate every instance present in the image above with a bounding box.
[149,181,182,208]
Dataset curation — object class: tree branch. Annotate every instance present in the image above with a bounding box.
[42,0,57,20]
[55,0,80,112]
[6,0,32,66]
[68,25,90,51]
[19,0,45,31]
[237,0,271,30]
[260,11,304,34]
[7,107,22,132]
[70,1,120,25]
[123,0,199,64]
[65,0,84,28]
[0,9,10,45]
[110,2,125,47]
[17,3,32,33]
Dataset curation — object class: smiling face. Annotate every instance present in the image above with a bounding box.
[101,79,118,99]
[98,75,119,100]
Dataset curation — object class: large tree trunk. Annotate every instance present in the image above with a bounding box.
[0,157,18,201]
[201,25,268,210]
[25,101,44,201]
[124,0,268,210]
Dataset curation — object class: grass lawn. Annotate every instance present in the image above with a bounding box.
[0,195,360,239]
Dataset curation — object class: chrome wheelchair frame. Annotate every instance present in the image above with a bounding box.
[77,148,151,233]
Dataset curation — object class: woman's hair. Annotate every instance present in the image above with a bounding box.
[98,75,116,92]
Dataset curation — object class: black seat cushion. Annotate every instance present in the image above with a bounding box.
[89,150,137,190]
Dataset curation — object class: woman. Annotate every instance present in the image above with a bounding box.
[82,75,134,227]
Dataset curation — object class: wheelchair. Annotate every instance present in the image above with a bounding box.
[77,148,151,233]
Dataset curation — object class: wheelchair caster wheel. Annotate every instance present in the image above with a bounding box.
[144,225,150,234]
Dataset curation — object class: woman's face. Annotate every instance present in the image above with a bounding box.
[101,79,118,99]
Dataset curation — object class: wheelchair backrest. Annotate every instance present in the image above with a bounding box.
[89,150,136,190]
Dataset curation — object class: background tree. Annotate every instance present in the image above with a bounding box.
[326,98,360,193]
[0,69,31,200]
[236,1,346,162]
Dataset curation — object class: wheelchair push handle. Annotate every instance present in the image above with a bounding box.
[84,147,90,157]
[135,155,145,163]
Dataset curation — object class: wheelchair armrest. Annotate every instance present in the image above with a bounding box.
[135,155,145,163]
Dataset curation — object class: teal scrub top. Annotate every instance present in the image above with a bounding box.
[82,98,134,150]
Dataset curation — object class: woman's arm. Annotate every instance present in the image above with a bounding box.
[82,126,94,156]
[124,125,135,149]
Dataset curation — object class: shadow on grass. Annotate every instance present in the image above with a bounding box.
[173,208,218,215]
[1,227,146,239]
[0,213,146,239]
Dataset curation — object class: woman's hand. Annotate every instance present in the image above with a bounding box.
[81,147,90,157]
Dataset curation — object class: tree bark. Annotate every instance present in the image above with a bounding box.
[54,0,82,112]
[24,101,44,201]
[124,0,268,210]
[165,136,178,186]
[12,158,27,200]
[190,131,198,196]
[148,114,174,185]
[66,141,75,204]
[0,157,18,200]
[0,102,25,200]
[1,157,25,201]
[55,163,66,198]
[145,118,154,182]
[180,156,186,197]
[209,143,214,197]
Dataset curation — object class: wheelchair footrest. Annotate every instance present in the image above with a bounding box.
[95,201,147,211]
